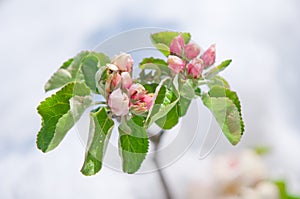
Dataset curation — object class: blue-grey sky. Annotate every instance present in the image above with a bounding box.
[0,0,299,198]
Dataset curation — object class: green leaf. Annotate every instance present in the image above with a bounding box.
[151,31,191,57]
[156,84,193,129]
[177,96,191,117]
[145,80,179,127]
[152,43,170,57]
[155,83,181,129]
[155,104,179,129]
[173,78,197,118]
[91,52,111,66]
[274,180,300,199]
[81,55,99,92]
[275,181,288,199]
[139,57,169,84]
[81,107,114,176]
[194,87,201,97]
[208,75,230,89]
[202,96,241,145]
[179,79,196,100]
[139,57,169,72]
[289,196,300,199]
[143,83,158,93]
[208,86,244,134]
[118,116,149,174]
[201,86,244,145]
[253,146,271,155]
[44,51,110,92]
[43,58,74,92]
[204,59,232,79]
[81,53,110,92]
[44,51,89,92]
[151,31,191,46]
[37,82,92,152]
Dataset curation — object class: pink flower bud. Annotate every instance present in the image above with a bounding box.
[111,73,122,88]
[184,43,200,60]
[108,88,129,116]
[128,84,153,114]
[167,55,185,74]
[187,58,204,78]
[121,72,132,89]
[107,64,119,71]
[105,72,122,97]
[111,53,134,72]
[170,34,185,56]
[129,83,146,100]
[140,94,153,110]
[130,93,153,114]
[201,44,216,68]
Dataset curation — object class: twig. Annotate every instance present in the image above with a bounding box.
[150,130,172,199]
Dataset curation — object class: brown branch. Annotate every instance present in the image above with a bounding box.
[150,130,172,199]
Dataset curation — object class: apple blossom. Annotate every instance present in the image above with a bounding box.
[201,44,216,68]
[255,181,279,199]
[129,83,147,100]
[184,43,200,60]
[239,182,279,199]
[111,52,134,72]
[111,73,121,88]
[108,88,129,116]
[187,58,204,78]
[167,55,185,74]
[130,94,153,114]
[170,34,185,56]
[105,72,122,97]
[121,72,132,89]
[140,94,153,110]
[213,150,267,192]
[131,102,149,114]
[128,83,153,114]
[107,63,119,71]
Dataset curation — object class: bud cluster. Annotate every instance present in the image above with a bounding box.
[168,34,216,78]
[98,53,153,116]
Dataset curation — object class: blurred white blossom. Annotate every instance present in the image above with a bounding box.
[187,150,279,199]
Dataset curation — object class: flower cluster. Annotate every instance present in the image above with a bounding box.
[37,31,245,177]
[99,53,153,116]
[167,34,216,78]
[97,35,216,118]
[188,150,280,199]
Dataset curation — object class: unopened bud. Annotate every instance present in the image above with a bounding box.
[187,58,204,78]
[184,43,200,60]
[201,44,216,68]
[170,34,185,56]
[167,55,185,74]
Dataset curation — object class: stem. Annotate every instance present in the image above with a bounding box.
[150,130,172,199]
[94,101,107,105]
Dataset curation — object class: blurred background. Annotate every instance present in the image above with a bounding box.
[0,0,299,198]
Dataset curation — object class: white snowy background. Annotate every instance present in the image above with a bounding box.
[0,0,300,198]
